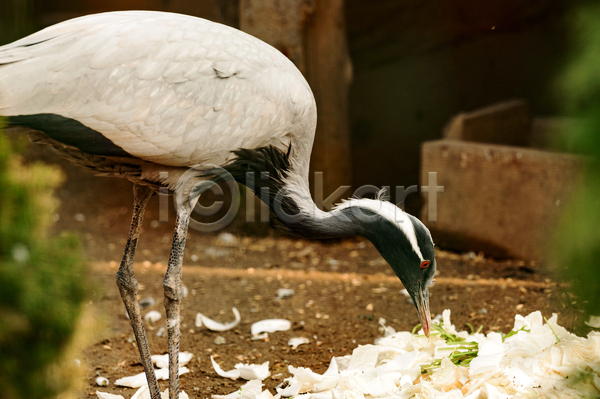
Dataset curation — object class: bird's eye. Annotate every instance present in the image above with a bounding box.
[420,260,430,269]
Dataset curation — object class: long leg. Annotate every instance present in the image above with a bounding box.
[164,177,213,399]
[163,208,191,399]
[164,175,208,399]
[116,184,161,399]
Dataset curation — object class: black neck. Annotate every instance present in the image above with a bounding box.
[220,145,368,239]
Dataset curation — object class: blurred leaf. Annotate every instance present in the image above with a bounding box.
[553,2,600,325]
[0,122,86,399]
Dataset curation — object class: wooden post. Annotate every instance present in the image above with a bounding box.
[213,0,240,28]
[240,0,308,73]
[240,0,353,198]
[304,0,353,197]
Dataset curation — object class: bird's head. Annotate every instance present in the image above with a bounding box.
[337,199,436,337]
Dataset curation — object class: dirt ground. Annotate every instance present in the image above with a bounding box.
[18,139,585,398]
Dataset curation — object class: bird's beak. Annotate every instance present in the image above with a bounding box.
[414,288,431,338]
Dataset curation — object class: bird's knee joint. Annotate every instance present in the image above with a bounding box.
[116,271,138,293]
[163,280,181,302]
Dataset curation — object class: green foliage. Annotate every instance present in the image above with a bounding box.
[418,322,480,374]
[417,322,534,375]
[500,325,530,342]
[0,120,86,399]
[553,2,600,323]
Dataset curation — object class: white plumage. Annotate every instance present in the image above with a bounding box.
[0,11,316,178]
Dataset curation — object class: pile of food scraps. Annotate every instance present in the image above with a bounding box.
[98,310,600,399]
[216,310,600,399]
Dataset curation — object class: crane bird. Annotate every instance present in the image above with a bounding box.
[0,11,436,399]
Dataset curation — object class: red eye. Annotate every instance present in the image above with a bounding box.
[420,260,430,269]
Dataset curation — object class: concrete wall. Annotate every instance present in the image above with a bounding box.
[421,139,584,261]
